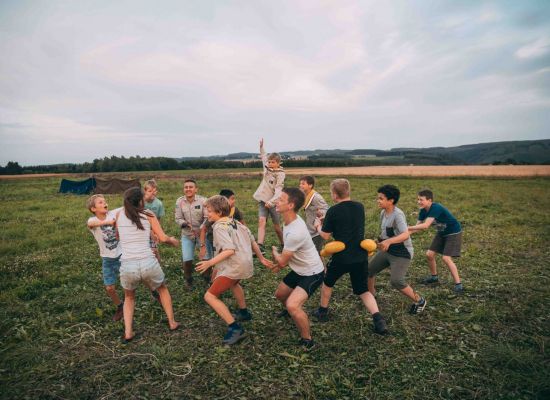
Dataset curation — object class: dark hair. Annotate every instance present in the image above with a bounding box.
[418,189,433,201]
[299,175,315,187]
[123,187,151,230]
[283,187,305,212]
[378,185,400,205]
[219,189,235,198]
[183,179,197,186]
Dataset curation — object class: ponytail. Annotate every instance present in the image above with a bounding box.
[123,187,149,230]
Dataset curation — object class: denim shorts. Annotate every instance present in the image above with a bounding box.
[181,236,213,262]
[258,201,280,224]
[120,256,165,291]
[102,256,121,286]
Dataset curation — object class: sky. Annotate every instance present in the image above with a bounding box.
[1,0,549,165]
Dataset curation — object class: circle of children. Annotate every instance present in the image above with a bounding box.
[87,139,465,349]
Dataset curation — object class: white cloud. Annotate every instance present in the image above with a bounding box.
[515,36,550,59]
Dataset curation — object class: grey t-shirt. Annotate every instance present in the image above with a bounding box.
[283,216,324,276]
[379,207,414,259]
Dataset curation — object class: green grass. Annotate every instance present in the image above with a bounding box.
[1,174,549,399]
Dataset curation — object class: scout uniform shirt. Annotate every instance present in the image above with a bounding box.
[253,146,285,205]
[175,195,208,239]
[302,190,329,238]
[212,217,255,280]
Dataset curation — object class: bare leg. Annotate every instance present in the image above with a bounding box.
[319,284,333,308]
[426,250,438,275]
[285,287,311,340]
[358,291,380,315]
[105,285,122,306]
[156,284,179,329]
[257,217,267,244]
[231,284,246,309]
[275,282,293,306]
[367,277,376,297]
[123,289,136,339]
[442,256,461,284]
[399,285,420,302]
[183,260,194,282]
[204,291,235,324]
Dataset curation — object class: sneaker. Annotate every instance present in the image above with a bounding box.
[222,325,247,345]
[276,309,290,318]
[298,338,317,351]
[233,309,253,322]
[421,275,439,285]
[373,316,388,335]
[409,297,427,315]
[453,283,464,294]
[312,308,329,322]
[112,303,124,322]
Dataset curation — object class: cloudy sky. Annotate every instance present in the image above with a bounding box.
[1,1,549,165]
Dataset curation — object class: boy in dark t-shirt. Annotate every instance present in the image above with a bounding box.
[408,189,464,293]
[313,179,388,335]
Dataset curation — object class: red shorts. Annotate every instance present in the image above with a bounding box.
[208,275,240,297]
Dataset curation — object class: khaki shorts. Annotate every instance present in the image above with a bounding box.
[120,256,165,291]
[258,201,281,224]
[429,232,462,257]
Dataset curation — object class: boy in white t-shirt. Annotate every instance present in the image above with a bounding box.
[86,194,124,321]
[271,188,325,350]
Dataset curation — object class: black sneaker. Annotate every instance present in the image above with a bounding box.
[373,316,388,335]
[233,309,253,322]
[453,283,464,294]
[422,275,439,284]
[223,325,246,345]
[312,308,329,322]
[276,309,290,318]
[409,297,427,314]
[298,338,317,351]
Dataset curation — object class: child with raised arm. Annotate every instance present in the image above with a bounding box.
[253,138,285,253]
[408,189,464,293]
[86,194,124,321]
[367,185,427,314]
[195,195,272,345]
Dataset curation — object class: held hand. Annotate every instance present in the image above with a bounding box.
[168,237,179,247]
[195,260,212,274]
[264,202,272,209]
[260,257,275,269]
[378,240,390,252]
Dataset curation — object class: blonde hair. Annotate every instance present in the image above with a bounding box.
[267,152,282,163]
[330,179,350,199]
[86,194,104,213]
[144,179,157,190]
[205,195,231,217]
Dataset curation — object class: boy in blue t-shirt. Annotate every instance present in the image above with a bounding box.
[408,189,464,293]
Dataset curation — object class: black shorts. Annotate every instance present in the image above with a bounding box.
[429,232,462,257]
[283,270,325,298]
[324,261,368,295]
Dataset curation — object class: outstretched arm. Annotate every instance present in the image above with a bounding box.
[195,249,235,273]
[271,246,295,272]
[408,217,434,233]
[149,214,179,247]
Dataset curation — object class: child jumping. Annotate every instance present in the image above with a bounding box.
[253,138,285,253]
[408,189,464,293]
[87,194,124,321]
[195,195,272,345]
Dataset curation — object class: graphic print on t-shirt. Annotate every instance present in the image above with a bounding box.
[100,225,118,251]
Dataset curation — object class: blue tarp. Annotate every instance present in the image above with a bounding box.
[59,178,96,195]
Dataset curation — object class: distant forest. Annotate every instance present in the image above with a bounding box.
[1,139,549,174]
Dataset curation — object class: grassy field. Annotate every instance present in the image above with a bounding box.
[1,173,549,399]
